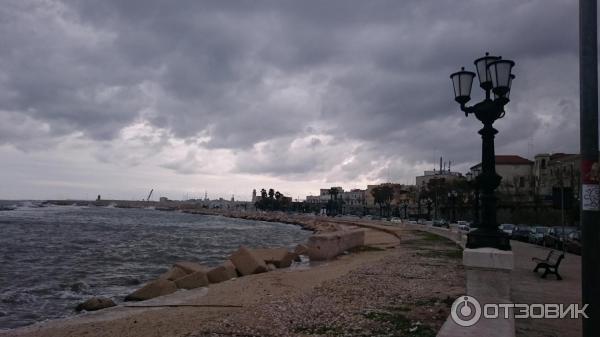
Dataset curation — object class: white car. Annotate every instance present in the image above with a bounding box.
[390,217,402,223]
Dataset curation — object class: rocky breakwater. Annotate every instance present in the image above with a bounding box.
[178,208,327,232]
[121,245,299,303]
[75,213,369,311]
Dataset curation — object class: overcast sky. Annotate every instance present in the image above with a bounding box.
[0,0,588,201]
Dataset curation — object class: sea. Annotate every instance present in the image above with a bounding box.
[0,201,311,330]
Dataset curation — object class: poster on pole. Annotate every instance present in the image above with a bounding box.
[581,160,600,211]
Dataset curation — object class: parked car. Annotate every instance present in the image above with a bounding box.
[457,220,470,231]
[543,227,579,248]
[390,217,402,223]
[511,225,532,242]
[499,224,515,236]
[528,226,550,245]
[564,231,581,255]
[432,219,449,228]
[407,220,417,224]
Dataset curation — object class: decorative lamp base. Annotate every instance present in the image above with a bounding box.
[466,228,511,251]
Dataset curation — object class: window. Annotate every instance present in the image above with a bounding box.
[519,177,525,188]
[541,159,546,169]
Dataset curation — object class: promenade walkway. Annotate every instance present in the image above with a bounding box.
[511,241,582,337]
[384,222,583,337]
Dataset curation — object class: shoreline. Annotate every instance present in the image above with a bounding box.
[1,205,317,332]
[2,226,465,337]
[3,203,465,336]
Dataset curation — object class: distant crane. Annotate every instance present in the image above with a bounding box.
[145,189,154,202]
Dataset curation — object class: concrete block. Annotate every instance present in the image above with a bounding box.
[463,248,514,305]
[125,279,178,301]
[174,270,209,289]
[294,244,308,255]
[222,260,238,278]
[463,248,514,271]
[436,247,515,337]
[174,261,208,274]
[465,268,511,301]
[207,262,237,284]
[307,229,365,261]
[251,248,297,268]
[158,266,189,281]
[229,246,268,276]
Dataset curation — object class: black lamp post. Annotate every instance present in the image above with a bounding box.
[450,52,515,251]
[425,198,433,220]
[448,190,458,223]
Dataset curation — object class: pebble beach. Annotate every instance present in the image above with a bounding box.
[1,209,465,337]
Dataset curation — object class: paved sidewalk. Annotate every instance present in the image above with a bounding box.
[511,241,582,337]
[398,222,584,337]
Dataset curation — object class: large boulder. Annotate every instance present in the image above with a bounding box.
[125,279,178,301]
[75,297,116,311]
[207,260,238,284]
[251,248,297,268]
[174,270,209,289]
[229,246,268,276]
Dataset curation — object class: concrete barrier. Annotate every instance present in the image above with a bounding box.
[307,229,365,261]
[230,246,268,276]
[436,248,515,337]
[403,224,466,248]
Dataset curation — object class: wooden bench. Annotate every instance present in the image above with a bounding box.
[532,250,564,280]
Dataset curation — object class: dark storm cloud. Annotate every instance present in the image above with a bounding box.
[0,0,581,180]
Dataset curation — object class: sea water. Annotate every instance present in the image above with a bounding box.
[0,201,310,329]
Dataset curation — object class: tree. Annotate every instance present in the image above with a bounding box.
[255,188,290,211]
[327,187,341,216]
[328,187,339,201]
[371,185,394,217]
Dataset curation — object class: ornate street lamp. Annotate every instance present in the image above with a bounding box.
[450,52,515,250]
[448,190,458,223]
[425,198,433,219]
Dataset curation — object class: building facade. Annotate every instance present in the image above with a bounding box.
[470,155,534,202]
[533,153,581,201]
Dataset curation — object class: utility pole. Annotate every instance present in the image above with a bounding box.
[580,1,600,335]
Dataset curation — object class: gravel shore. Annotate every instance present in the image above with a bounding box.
[191,229,465,337]
[3,227,464,337]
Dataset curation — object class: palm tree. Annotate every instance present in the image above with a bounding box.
[328,187,339,201]
[371,185,394,217]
